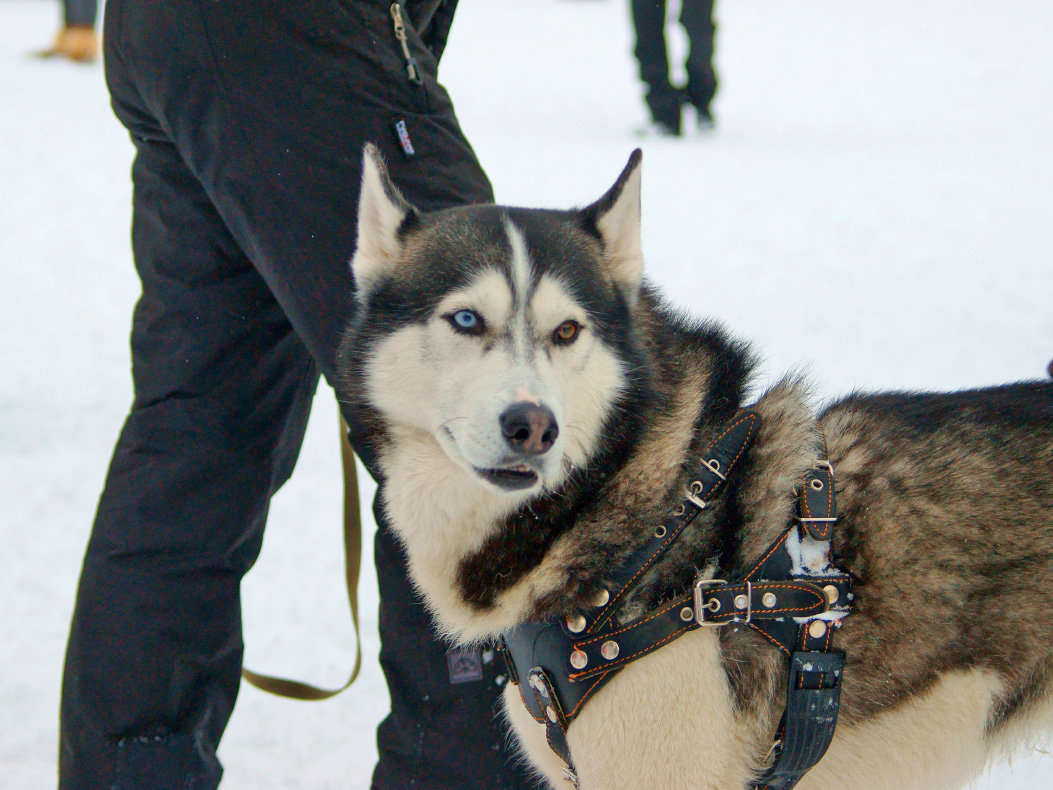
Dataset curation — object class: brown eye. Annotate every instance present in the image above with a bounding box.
[553,320,581,345]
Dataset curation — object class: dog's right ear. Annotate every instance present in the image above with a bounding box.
[351,144,419,298]
[581,149,644,306]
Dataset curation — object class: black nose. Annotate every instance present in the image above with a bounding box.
[500,403,559,456]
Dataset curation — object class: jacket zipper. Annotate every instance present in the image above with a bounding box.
[389,2,423,86]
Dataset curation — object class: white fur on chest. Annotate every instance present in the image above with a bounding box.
[505,638,1026,790]
[504,628,760,790]
[380,429,572,642]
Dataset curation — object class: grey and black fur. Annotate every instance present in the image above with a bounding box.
[338,146,1053,789]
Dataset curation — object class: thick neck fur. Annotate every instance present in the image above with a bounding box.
[367,287,830,643]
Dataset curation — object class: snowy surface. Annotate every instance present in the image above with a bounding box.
[2,0,1051,787]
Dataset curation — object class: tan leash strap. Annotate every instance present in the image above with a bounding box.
[241,409,363,700]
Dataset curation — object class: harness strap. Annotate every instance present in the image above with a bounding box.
[502,412,760,782]
[753,651,846,790]
[747,462,848,790]
[588,411,761,634]
[502,418,853,789]
[528,668,580,788]
[564,579,843,683]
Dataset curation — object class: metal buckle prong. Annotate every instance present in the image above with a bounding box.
[693,578,728,627]
[737,580,752,624]
[685,480,709,510]
[703,458,727,481]
[685,492,708,510]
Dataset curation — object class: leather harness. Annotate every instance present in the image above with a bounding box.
[500,412,853,789]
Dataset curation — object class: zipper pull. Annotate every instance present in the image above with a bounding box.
[389,3,423,85]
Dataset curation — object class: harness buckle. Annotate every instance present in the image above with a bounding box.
[693,578,730,627]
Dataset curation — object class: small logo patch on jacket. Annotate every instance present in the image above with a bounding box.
[446,648,483,684]
[393,118,416,156]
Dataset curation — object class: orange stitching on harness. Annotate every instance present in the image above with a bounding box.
[569,625,691,681]
[568,671,612,716]
[575,597,687,648]
[745,531,790,580]
[589,412,758,632]
[589,522,690,632]
[747,623,792,658]
[720,412,759,473]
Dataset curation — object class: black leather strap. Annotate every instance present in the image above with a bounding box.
[588,411,761,634]
[501,411,761,782]
[565,579,841,683]
[754,651,846,790]
[501,418,852,790]
[749,460,849,790]
[797,464,836,540]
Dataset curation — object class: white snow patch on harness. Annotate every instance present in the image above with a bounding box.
[784,528,839,577]
[785,528,851,623]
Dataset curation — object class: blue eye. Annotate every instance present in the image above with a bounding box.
[448,309,484,335]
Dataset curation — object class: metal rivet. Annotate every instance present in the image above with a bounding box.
[680,606,694,622]
[762,592,777,608]
[822,585,839,605]
[528,674,541,691]
[673,504,686,517]
[810,478,824,491]
[654,525,667,539]
[546,705,558,723]
[600,640,620,661]
[808,620,828,639]
[592,588,610,608]
[734,594,748,610]
[566,614,587,634]
[569,650,588,670]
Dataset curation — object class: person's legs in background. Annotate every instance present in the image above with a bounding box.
[680,0,718,129]
[630,0,682,135]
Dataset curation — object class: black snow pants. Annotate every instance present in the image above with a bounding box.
[631,0,717,127]
[59,1,539,788]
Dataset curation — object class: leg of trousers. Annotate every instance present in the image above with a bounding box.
[630,0,680,128]
[60,1,539,787]
[679,0,718,112]
[63,0,98,28]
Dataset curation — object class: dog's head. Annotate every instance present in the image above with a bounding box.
[341,146,646,500]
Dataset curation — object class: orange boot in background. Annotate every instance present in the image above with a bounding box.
[36,25,99,63]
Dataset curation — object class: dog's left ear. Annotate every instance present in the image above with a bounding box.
[351,143,419,299]
[582,149,644,303]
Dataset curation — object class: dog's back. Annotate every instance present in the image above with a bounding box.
[804,381,1053,781]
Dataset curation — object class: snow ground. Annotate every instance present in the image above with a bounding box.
[1,0,1051,787]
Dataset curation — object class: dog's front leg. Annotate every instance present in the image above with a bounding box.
[504,629,759,789]
[503,685,571,788]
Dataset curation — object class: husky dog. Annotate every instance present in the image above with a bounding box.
[337,145,1053,789]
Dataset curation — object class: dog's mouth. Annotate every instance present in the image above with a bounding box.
[474,463,540,492]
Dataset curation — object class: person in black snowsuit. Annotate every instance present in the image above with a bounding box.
[59,2,540,788]
[631,0,718,135]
